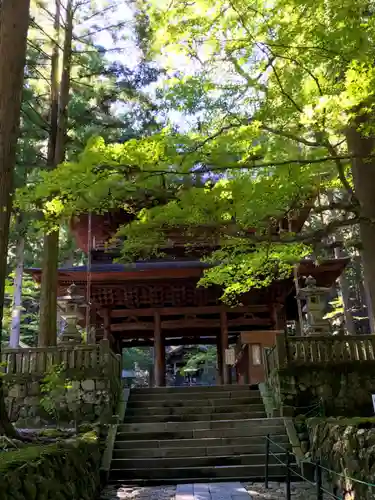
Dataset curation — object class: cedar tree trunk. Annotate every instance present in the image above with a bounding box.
[0,0,31,436]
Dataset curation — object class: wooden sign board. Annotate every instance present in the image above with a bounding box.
[225,348,236,366]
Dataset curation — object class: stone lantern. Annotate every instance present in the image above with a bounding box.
[57,284,85,344]
[297,275,331,335]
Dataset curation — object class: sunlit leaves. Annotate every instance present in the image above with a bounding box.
[200,242,311,303]
[18,0,375,301]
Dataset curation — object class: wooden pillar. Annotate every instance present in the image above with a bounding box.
[237,361,245,385]
[270,302,279,330]
[220,310,230,385]
[216,332,223,385]
[102,308,110,340]
[244,344,250,385]
[154,311,165,387]
[237,346,249,385]
[270,302,287,332]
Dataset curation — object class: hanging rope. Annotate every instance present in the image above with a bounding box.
[85,211,93,343]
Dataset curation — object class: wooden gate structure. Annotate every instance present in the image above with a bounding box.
[27,210,348,386]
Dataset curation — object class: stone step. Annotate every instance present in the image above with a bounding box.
[111,452,287,470]
[116,424,286,442]
[118,417,284,434]
[113,442,291,459]
[123,411,267,423]
[125,403,265,417]
[114,434,289,450]
[128,390,260,402]
[109,463,298,482]
[126,396,262,409]
[131,385,256,394]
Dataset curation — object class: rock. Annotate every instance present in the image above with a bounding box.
[7,385,22,399]
[83,391,95,403]
[81,379,95,392]
[301,440,309,454]
[29,382,40,396]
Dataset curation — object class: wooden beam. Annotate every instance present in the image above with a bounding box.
[162,319,221,329]
[240,330,284,344]
[228,317,272,327]
[110,317,272,332]
[110,305,271,318]
[111,322,153,331]
[120,336,238,347]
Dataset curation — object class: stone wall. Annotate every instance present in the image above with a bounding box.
[269,364,375,416]
[4,374,120,427]
[307,418,375,500]
[0,433,101,499]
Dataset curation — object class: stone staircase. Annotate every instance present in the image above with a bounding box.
[109,385,294,485]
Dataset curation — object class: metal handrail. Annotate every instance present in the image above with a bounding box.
[264,434,375,499]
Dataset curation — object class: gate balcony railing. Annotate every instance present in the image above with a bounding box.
[0,339,121,380]
[265,333,375,376]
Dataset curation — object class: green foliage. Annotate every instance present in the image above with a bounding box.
[181,346,216,374]
[122,347,152,371]
[1,274,40,347]
[40,364,79,427]
[16,0,375,302]
[0,436,100,500]
[324,297,344,321]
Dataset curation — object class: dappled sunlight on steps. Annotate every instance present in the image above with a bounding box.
[99,482,322,500]
[108,385,296,485]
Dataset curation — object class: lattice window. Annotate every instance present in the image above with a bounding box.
[148,286,164,307]
[122,288,141,308]
[169,286,186,306]
[92,280,222,308]
[92,288,115,306]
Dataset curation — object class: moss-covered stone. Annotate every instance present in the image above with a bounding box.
[0,434,101,500]
[4,374,119,426]
[269,364,375,416]
[307,418,375,500]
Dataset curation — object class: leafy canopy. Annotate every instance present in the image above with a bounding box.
[19,0,375,299]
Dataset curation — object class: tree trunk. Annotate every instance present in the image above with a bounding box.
[39,0,73,346]
[10,233,25,348]
[346,118,375,332]
[0,0,31,436]
[334,246,356,334]
[39,230,59,346]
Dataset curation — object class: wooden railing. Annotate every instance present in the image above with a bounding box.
[265,334,375,375]
[0,339,121,378]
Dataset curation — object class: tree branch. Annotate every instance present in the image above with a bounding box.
[117,154,362,176]
[175,216,361,246]
[324,140,355,198]
[261,125,323,147]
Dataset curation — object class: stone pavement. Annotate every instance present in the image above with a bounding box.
[100,481,321,500]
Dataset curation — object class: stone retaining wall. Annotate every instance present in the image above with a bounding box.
[0,434,101,499]
[307,418,375,500]
[269,364,375,416]
[4,374,119,427]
